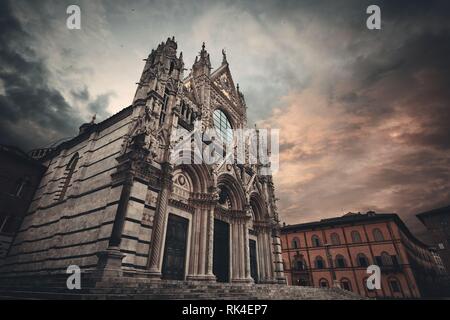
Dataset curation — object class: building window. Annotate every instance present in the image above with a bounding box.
[351,231,362,243]
[335,254,347,268]
[380,252,392,266]
[293,257,307,271]
[160,90,170,126]
[330,232,341,245]
[373,228,384,241]
[57,153,79,202]
[389,278,401,293]
[391,255,399,266]
[315,256,325,269]
[213,109,233,143]
[319,278,329,288]
[311,235,321,247]
[341,278,352,291]
[291,237,300,249]
[357,253,369,267]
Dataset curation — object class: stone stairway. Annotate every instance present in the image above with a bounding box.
[0,276,364,300]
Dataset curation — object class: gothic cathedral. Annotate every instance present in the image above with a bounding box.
[0,38,286,285]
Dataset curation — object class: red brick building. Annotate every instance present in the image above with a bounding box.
[281,212,444,298]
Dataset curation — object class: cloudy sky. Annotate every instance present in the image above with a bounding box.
[1,0,449,241]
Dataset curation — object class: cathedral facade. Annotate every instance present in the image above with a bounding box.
[0,38,286,285]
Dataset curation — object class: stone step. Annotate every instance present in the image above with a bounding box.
[0,276,364,300]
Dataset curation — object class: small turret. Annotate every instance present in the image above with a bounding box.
[79,114,96,135]
[192,42,211,78]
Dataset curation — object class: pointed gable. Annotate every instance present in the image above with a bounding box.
[211,63,241,109]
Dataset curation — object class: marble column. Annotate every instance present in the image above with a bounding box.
[257,230,267,282]
[273,227,287,284]
[187,200,215,281]
[205,205,215,279]
[147,162,173,279]
[243,223,251,280]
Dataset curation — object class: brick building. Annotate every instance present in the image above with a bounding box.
[281,212,445,298]
[0,145,45,258]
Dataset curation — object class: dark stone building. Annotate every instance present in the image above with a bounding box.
[0,145,45,258]
[417,206,450,275]
[0,38,285,286]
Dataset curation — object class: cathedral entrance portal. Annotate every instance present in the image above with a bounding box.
[162,214,189,280]
[213,219,230,283]
[249,239,258,283]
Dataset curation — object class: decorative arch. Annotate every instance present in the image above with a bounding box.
[172,169,193,201]
[174,164,212,194]
[356,253,370,267]
[292,255,307,271]
[340,278,353,291]
[330,232,341,245]
[351,230,362,243]
[311,234,321,247]
[335,254,347,268]
[249,192,269,221]
[319,278,329,288]
[217,173,247,210]
[373,228,384,241]
[156,133,167,162]
[213,106,237,130]
[291,237,300,249]
[314,256,326,269]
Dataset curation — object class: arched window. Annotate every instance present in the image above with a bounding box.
[57,153,79,202]
[293,257,307,271]
[319,278,329,288]
[335,254,347,268]
[160,89,170,125]
[315,256,325,269]
[330,233,341,245]
[389,277,402,293]
[341,278,352,291]
[381,251,392,266]
[373,228,384,241]
[213,109,233,143]
[291,237,300,249]
[311,235,321,247]
[169,60,175,75]
[351,230,362,243]
[357,253,369,267]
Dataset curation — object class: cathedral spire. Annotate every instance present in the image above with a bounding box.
[192,41,211,77]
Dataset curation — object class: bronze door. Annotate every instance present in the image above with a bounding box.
[213,219,230,282]
[249,239,258,283]
[162,214,188,280]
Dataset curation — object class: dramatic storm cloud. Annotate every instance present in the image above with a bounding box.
[1,0,449,240]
